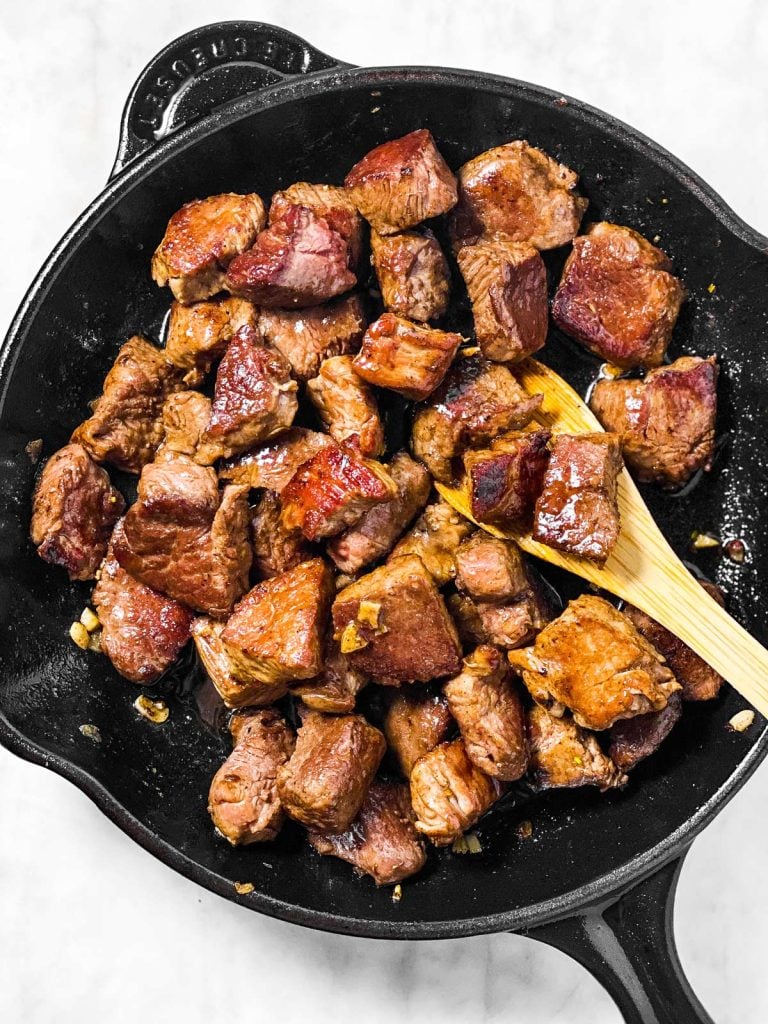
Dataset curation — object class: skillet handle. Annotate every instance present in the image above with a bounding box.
[110,21,350,178]
[521,850,714,1024]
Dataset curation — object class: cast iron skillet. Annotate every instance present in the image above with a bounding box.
[1,21,767,1024]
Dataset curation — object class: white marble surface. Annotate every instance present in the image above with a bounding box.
[1,2,767,1021]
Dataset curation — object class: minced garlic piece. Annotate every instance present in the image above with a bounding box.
[451,835,469,854]
[357,600,381,630]
[80,607,100,632]
[79,723,102,743]
[69,622,90,649]
[465,832,483,854]
[392,884,402,902]
[340,622,369,654]
[134,695,170,724]
[690,531,720,550]
[234,881,254,895]
[517,820,533,840]
[728,710,755,733]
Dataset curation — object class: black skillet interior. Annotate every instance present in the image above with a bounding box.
[1,45,767,939]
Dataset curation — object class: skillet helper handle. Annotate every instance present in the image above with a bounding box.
[522,851,714,1024]
[111,21,350,178]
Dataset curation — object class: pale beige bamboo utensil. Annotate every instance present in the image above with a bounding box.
[436,357,768,718]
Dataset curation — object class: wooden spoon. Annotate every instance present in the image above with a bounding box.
[436,357,768,717]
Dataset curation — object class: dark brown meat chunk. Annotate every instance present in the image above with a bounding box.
[533,432,622,564]
[331,554,462,684]
[352,313,462,401]
[552,222,685,369]
[608,691,683,771]
[250,491,310,580]
[309,780,426,885]
[454,534,529,604]
[306,355,384,457]
[444,645,527,781]
[291,632,368,713]
[527,705,627,790]
[208,709,295,845]
[450,140,587,251]
[158,391,219,465]
[277,710,386,832]
[383,686,453,776]
[473,594,549,650]
[327,451,431,574]
[71,336,184,473]
[164,296,258,383]
[269,182,364,267]
[191,617,289,708]
[508,594,680,731]
[258,294,367,382]
[457,238,548,362]
[463,430,550,527]
[280,438,397,541]
[590,356,718,487]
[225,205,356,308]
[412,353,543,482]
[344,129,458,235]
[219,427,331,492]
[410,739,502,846]
[30,443,124,580]
[370,228,450,321]
[92,549,192,684]
[151,192,266,303]
[390,500,474,586]
[112,455,251,618]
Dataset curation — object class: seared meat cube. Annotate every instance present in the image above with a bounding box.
[164,296,257,383]
[454,534,529,604]
[370,228,450,321]
[225,205,356,307]
[92,549,191,683]
[450,140,587,251]
[112,455,251,617]
[444,646,527,781]
[463,430,551,527]
[410,739,502,846]
[327,451,431,574]
[158,391,218,465]
[258,294,367,382]
[151,192,266,303]
[208,709,295,845]
[250,491,309,580]
[309,780,426,885]
[608,691,683,771]
[292,633,368,713]
[269,182,364,268]
[344,129,458,235]
[508,594,680,731]
[71,336,184,473]
[202,325,298,460]
[552,222,685,369]
[280,438,397,541]
[352,313,462,401]
[383,686,453,777]
[590,356,718,487]
[307,355,384,457]
[30,443,124,580]
[527,705,626,790]
[277,710,386,832]
[474,595,548,650]
[390,500,474,585]
[533,432,622,564]
[447,592,488,647]
[412,353,543,482]
[457,239,547,362]
[191,617,288,708]
[623,581,726,701]
[219,427,331,492]
[332,554,462,684]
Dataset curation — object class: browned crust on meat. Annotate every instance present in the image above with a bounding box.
[353,313,462,401]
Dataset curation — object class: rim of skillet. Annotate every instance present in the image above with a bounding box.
[2,64,767,940]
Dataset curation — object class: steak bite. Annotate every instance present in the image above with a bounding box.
[151,192,266,303]
[456,238,547,362]
[410,738,502,846]
[383,686,454,777]
[454,534,529,604]
[507,594,680,731]
[277,710,386,832]
[280,438,397,541]
[390,500,474,586]
[332,555,462,684]
[30,443,124,580]
[202,325,298,460]
[92,549,192,684]
[71,336,184,473]
[268,182,364,267]
[527,705,627,790]
[111,455,251,618]
[219,427,331,492]
[158,391,218,465]
[307,355,385,457]
[370,228,450,321]
[352,313,462,402]
[552,222,685,369]
[444,645,528,781]
[191,617,289,708]
[590,356,719,487]
[291,633,368,713]
[225,204,356,308]
[412,353,543,482]
[344,129,458,235]
[164,296,258,384]
[249,491,310,580]
[608,691,683,771]
[463,430,551,527]
[309,780,426,885]
[258,293,367,382]
[533,432,622,564]
[327,451,431,575]
[450,140,587,251]
[208,709,295,845]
